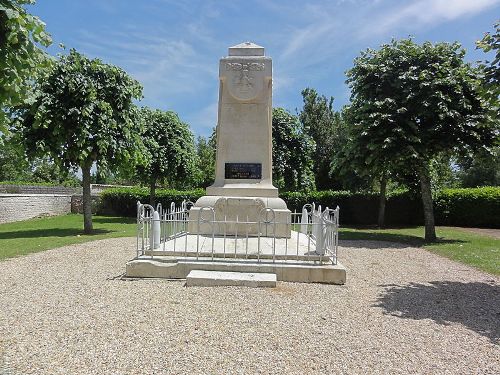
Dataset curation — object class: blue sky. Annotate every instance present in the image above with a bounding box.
[31,0,499,138]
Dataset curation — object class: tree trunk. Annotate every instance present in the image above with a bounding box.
[149,177,156,207]
[378,172,387,228]
[82,163,93,234]
[418,162,437,242]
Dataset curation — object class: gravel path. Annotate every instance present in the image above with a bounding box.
[1,238,499,374]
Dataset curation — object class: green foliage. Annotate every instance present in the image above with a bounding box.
[19,49,144,171]
[0,133,31,181]
[0,0,52,133]
[476,21,500,104]
[136,107,197,189]
[455,147,500,187]
[194,130,216,188]
[434,186,500,227]
[30,157,80,186]
[17,49,144,232]
[345,38,497,240]
[346,39,493,166]
[281,189,421,225]
[272,107,315,191]
[100,187,204,216]
[299,88,345,189]
[101,186,500,227]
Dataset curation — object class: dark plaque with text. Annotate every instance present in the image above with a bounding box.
[225,163,262,179]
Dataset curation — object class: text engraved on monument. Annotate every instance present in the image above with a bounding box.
[225,62,265,71]
[225,163,262,179]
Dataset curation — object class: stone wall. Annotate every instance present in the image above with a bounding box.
[0,184,81,195]
[0,194,72,224]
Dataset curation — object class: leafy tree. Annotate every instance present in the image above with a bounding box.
[334,105,395,227]
[0,0,52,134]
[346,39,495,241]
[136,107,197,205]
[195,130,216,188]
[456,147,500,187]
[0,133,30,181]
[18,49,143,233]
[476,21,499,104]
[299,88,339,189]
[31,157,80,186]
[272,107,315,191]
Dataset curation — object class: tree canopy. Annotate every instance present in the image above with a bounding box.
[272,107,315,191]
[19,49,144,232]
[136,107,198,205]
[0,0,52,133]
[346,38,496,240]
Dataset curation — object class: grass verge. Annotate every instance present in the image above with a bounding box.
[340,226,499,275]
[0,214,136,260]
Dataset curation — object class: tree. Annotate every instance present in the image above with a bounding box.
[346,39,495,241]
[272,107,315,191]
[19,49,143,233]
[334,105,396,227]
[0,132,30,181]
[299,88,339,189]
[456,147,500,187]
[476,21,500,104]
[195,129,216,188]
[136,107,197,205]
[0,0,52,134]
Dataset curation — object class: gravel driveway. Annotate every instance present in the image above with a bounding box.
[1,237,499,374]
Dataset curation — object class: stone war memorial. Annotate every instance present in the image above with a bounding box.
[126,42,347,286]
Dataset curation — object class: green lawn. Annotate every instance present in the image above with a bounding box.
[0,214,136,260]
[340,226,500,275]
[0,215,498,276]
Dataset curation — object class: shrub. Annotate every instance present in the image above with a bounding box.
[434,186,500,228]
[99,186,500,228]
[100,187,204,217]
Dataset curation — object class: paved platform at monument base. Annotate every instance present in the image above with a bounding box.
[125,256,346,284]
[186,270,277,287]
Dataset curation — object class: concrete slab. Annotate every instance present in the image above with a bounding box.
[186,270,276,288]
[126,257,346,284]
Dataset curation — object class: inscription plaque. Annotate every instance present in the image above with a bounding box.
[225,163,262,179]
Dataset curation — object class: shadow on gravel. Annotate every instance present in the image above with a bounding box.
[375,281,500,344]
[339,231,465,249]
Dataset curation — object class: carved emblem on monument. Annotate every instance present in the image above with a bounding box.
[226,60,264,101]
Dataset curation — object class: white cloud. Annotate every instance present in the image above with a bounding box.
[360,0,500,37]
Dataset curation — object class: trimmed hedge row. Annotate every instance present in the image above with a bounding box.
[99,186,500,228]
[280,190,423,226]
[99,187,205,217]
[434,187,500,228]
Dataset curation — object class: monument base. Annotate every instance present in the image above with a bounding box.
[188,195,291,238]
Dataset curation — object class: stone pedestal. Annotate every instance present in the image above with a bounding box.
[190,42,291,238]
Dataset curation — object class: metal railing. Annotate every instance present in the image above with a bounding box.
[136,200,339,265]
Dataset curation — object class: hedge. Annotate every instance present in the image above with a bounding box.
[99,186,500,228]
[99,187,205,217]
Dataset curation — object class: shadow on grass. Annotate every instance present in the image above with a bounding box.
[339,231,465,248]
[93,216,135,224]
[0,228,112,239]
[375,281,500,344]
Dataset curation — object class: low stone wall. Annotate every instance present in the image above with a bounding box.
[71,195,101,214]
[0,184,81,195]
[0,194,72,224]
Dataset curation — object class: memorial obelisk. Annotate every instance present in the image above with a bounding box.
[189,42,291,237]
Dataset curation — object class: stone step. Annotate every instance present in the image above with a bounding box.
[186,270,277,288]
